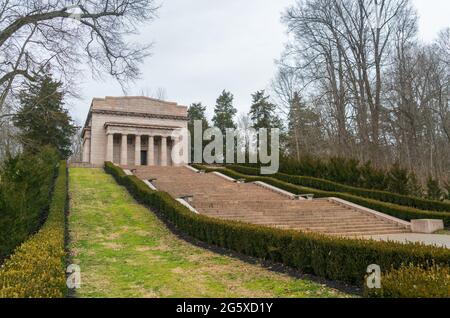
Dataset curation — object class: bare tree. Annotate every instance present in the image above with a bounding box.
[278,0,450,181]
[153,87,167,101]
[0,0,159,111]
[139,86,168,101]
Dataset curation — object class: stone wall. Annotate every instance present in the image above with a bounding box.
[91,96,188,117]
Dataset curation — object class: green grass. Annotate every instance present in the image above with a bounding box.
[69,168,350,298]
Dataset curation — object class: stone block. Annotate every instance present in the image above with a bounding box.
[411,219,444,234]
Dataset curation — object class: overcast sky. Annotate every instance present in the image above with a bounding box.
[69,0,450,125]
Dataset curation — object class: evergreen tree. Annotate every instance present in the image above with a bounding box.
[248,90,284,157]
[426,177,443,201]
[287,92,322,159]
[212,90,237,134]
[188,102,209,131]
[187,102,209,161]
[249,90,281,129]
[407,172,424,198]
[443,180,450,201]
[14,70,76,159]
[387,162,410,195]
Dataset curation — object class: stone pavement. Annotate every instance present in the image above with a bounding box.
[362,233,450,249]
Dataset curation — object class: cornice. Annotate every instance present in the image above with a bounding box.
[92,109,188,121]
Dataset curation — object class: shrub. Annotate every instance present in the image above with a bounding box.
[0,147,60,261]
[326,157,361,186]
[408,172,424,198]
[386,162,410,195]
[444,181,450,201]
[0,161,67,298]
[279,156,390,190]
[366,264,450,298]
[105,162,450,286]
[427,177,443,201]
[224,164,450,214]
[359,161,388,190]
[193,164,450,227]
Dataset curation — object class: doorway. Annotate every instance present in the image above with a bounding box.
[141,150,148,166]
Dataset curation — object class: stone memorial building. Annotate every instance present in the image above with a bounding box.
[82,96,189,167]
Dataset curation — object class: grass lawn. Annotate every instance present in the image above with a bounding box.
[69,168,350,298]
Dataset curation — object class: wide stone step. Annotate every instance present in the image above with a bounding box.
[328,229,410,236]
[206,215,379,224]
[238,221,400,230]
[200,216,400,228]
[199,210,367,218]
[257,219,397,226]
[195,206,351,213]
[273,223,404,231]
[193,201,333,207]
[193,200,341,207]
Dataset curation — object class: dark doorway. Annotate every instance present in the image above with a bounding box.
[141,150,148,166]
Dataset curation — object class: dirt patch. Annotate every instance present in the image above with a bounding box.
[102,242,123,250]
[135,246,153,252]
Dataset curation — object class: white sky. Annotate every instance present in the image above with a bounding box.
[69,0,450,125]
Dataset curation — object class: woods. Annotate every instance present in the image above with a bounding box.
[274,0,450,182]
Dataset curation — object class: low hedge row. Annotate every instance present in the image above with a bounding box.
[105,162,450,286]
[365,264,450,298]
[193,165,450,227]
[227,165,450,213]
[0,161,67,298]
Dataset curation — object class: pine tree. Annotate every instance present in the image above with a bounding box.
[426,177,443,201]
[387,162,410,195]
[212,90,237,134]
[249,90,280,129]
[407,172,424,198]
[287,92,321,159]
[187,102,209,160]
[248,90,283,157]
[443,180,450,201]
[188,102,209,131]
[14,70,76,159]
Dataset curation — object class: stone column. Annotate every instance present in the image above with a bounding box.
[161,136,168,166]
[135,135,141,166]
[83,138,91,163]
[121,134,128,165]
[174,136,186,166]
[106,133,114,162]
[148,136,155,166]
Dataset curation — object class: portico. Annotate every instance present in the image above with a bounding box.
[105,123,183,166]
[81,96,188,167]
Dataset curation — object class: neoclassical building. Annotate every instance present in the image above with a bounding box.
[82,96,189,167]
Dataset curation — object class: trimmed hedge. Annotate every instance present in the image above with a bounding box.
[193,165,450,227]
[0,161,67,298]
[227,165,450,213]
[0,147,60,260]
[366,264,450,298]
[105,162,450,286]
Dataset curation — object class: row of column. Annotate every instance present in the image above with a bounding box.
[106,133,168,166]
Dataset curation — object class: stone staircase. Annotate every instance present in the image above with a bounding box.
[131,166,411,236]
